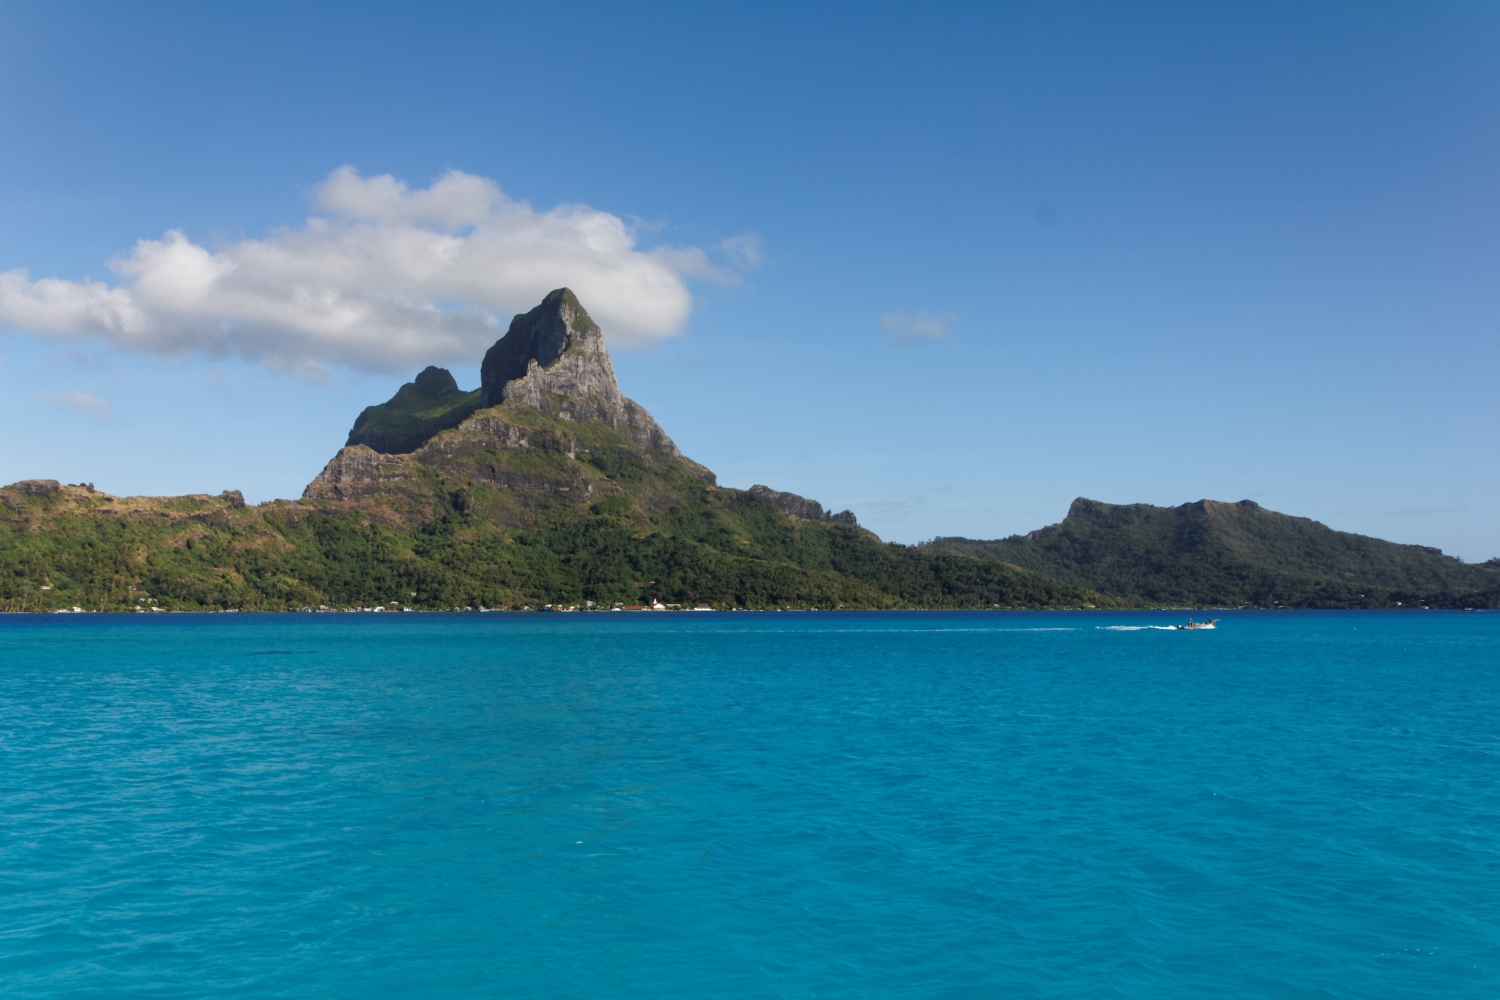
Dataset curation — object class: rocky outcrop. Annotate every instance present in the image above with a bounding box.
[5,480,62,498]
[746,485,857,525]
[302,446,417,502]
[480,288,678,455]
[303,407,607,505]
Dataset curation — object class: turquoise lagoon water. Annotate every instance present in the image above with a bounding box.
[1,610,1497,998]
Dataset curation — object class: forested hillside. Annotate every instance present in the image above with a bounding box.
[0,475,1095,613]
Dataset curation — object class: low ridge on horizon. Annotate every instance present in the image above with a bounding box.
[921,496,1499,609]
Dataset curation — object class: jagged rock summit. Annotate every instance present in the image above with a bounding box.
[303,289,704,516]
[480,288,677,454]
[329,289,675,463]
[300,287,865,540]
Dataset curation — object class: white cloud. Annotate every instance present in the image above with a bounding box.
[42,391,112,421]
[880,310,957,342]
[0,167,744,375]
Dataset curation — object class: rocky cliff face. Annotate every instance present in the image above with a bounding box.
[480,288,677,454]
[303,289,719,523]
[9,480,61,498]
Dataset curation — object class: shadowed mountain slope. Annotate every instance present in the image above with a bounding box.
[346,366,481,455]
[920,498,1500,608]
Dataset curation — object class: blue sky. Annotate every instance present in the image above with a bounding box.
[1,2,1497,559]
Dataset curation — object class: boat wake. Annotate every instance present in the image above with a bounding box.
[1100,621,1218,631]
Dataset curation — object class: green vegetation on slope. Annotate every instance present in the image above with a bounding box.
[0,423,1101,613]
[920,498,1500,609]
[0,497,1095,613]
[16,385,1488,614]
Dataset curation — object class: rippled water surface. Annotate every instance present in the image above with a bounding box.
[2,611,1497,997]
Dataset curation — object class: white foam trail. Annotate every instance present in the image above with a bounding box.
[1099,625,1181,631]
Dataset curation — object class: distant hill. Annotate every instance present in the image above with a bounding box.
[0,290,1095,613]
[919,498,1500,609]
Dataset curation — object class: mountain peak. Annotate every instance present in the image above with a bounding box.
[411,365,460,396]
[480,288,606,407]
[479,288,678,454]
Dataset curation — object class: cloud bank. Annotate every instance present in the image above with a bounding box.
[0,167,741,376]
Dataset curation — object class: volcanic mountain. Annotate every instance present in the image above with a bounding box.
[0,289,1493,612]
[0,288,1098,612]
[303,288,708,528]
